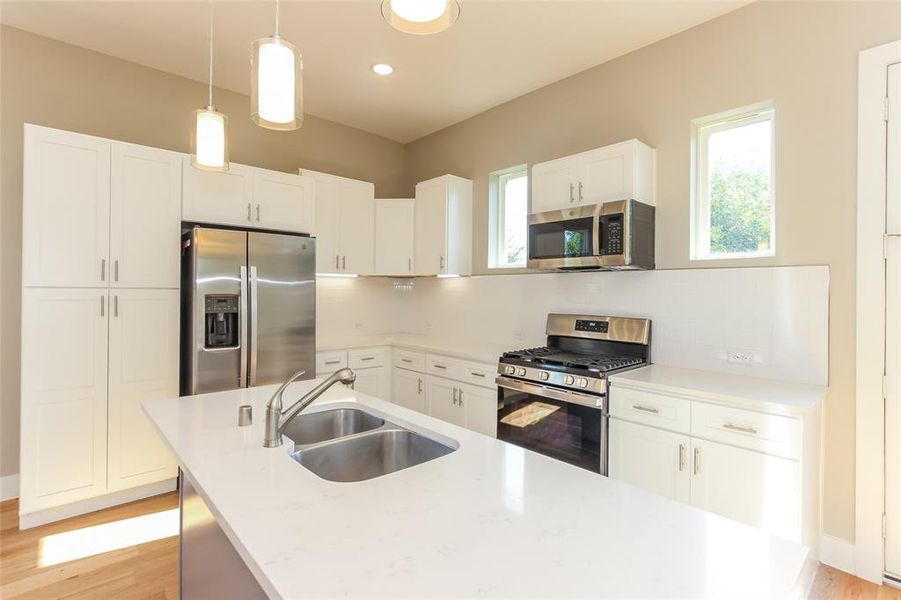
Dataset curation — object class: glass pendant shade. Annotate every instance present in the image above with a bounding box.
[191,107,229,171]
[251,36,303,130]
[381,0,460,34]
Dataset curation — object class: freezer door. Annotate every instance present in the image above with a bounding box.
[185,228,248,395]
[248,232,315,386]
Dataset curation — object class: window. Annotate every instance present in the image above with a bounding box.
[692,104,775,260]
[489,165,528,268]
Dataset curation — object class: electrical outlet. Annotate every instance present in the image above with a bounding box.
[727,350,753,365]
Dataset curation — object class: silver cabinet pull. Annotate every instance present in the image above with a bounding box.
[113,295,118,317]
[100,295,105,317]
[693,447,700,475]
[408,257,412,272]
[114,259,119,282]
[679,444,686,471]
[247,203,252,221]
[401,358,413,364]
[632,404,659,414]
[723,423,758,435]
[569,183,574,203]
[434,364,447,370]
[452,387,459,404]
[417,378,423,394]
[325,360,341,365]
[101,258,106,281]
[335,255,340,270]
[470,372,486,378]
[361,356,375,361]
[458,389,464,406]
[578,181,583,202]
[342,255,346,270]
[440,255,445,270]
[256,204,261,222]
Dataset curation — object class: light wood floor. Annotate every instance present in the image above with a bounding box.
[2,493,900,599]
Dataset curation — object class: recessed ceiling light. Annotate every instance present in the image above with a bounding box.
[372,63,394,76]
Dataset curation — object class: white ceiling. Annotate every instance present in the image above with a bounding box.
[0,0,749,143]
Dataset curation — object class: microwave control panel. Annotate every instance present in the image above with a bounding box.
[600,214,624,256]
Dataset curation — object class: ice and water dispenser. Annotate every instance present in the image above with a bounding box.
[204,295,239,348]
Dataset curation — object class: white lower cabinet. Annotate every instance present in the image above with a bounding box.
[107,289,178,492]
[352,366,390,401]
[392,367,427,413]
[609,419,690,504]
[458,383,498,438]
[427,376,466,427]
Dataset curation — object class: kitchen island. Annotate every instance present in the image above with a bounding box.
[144,380,811,599]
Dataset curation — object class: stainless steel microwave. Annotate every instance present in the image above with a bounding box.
[527,199,655,270]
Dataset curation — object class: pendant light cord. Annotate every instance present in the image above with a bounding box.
[208,0,214,107]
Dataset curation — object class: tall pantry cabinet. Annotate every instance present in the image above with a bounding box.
[20,125,179,527]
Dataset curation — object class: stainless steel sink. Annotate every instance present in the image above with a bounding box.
[291,426,456,482]
[281,408,385,446]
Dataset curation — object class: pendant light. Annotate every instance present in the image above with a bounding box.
[191,0,229,171]
[381,0,461,35]
[251,0,303,130]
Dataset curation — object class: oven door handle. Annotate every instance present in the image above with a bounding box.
[495,375,605,410]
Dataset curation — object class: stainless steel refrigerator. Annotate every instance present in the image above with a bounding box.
[181,226,315,395]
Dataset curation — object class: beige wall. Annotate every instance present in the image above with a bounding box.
[403,1,901,541]
[0,26,406,480]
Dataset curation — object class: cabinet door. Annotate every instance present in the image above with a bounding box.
[182,158,254,227]
[690,439,801,542]
[427,376,465,427]
[311,178,342,274]
[338,182,375,275]
[459,383,497,438]
[110,142,182,288]
[414,181,448,275]
[578,142,635,205]
[23,125,110,287]
[530,155,578,214]
[20,288,109,512]
[375,199,415,276]
[253,168,315,234]
[608,419,690,503]
[392,367,426,413]
[353,367,389,401]
[107,289,179,492]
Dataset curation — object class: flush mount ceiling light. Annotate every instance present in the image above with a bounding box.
[191,0,228,172]
[251,0,303,130]
[371,63,394,76]
[381,0,461,35]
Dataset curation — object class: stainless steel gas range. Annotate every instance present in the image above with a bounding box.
[495,314,651,475]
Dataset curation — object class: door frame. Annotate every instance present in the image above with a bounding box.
[856,39,901,584]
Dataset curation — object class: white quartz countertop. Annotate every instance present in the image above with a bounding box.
[144,382,809,599]
[609,364,826,416]
[317,333,514,365]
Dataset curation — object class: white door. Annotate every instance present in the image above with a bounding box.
[393,368,426,412]
[375,199,415,275]
[885,60,901,578]
[353,367,388,401]
[107,289,179,492]
[338,183,375,275]
[253,168,315,234]
[608,419,690,503]
[427,376,465,427]
[579,142,633,205]
[414,181,447,275]
[530,155,578,213]
[110,142,182,288]
[690,439,801,543]
[23,125,110,287]
[182,158,254,227]
[20,288,109,512]
[459,383,497,437]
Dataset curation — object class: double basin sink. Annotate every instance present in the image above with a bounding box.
[282,406,457,482]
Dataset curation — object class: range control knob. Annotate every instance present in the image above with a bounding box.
[577,378,589,388]
[539,371,550,381]
[517,367,527,376]
[505,365,516,375]
[564,375,575,385]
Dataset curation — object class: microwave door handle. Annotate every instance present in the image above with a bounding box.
[594,213,602,258]
[239,266,248,388]
[249,266,259,386]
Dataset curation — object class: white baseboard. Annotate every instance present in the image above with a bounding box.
[18,478,176,530]
[820,533,857,576]
[1,473,20,501]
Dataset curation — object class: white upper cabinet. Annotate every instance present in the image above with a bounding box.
[414,175,472,276]
[375,199,415,276]
[530,139,655,214]
[301,169,375,275]
[252,168,315,234]
[107,289,179,492]
[110,142,182,288]
[182,158,254,227]
[23,125,111,287]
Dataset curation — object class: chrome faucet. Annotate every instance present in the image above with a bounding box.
[263,367,357,448]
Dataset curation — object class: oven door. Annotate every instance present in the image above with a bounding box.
[527,205,602,269]
[496,376,607,474]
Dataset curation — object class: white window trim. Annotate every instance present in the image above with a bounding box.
[691,104,776,261]
[488,164,528,269]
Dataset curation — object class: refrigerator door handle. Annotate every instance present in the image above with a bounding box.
[239,265,249,388]
[249,265,259,386]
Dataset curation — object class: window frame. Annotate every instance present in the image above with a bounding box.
[691,104,776,261]
[489,164,529,269]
